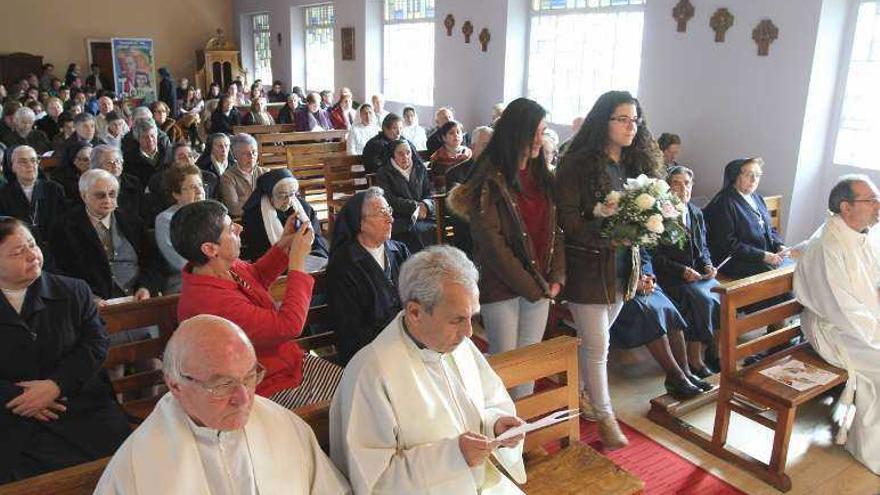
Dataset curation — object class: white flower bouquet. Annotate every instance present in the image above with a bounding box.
[593,174,688,299]
[593,174,687,248]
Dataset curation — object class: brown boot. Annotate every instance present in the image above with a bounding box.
[597,415,629,450]
[579,390,597,422]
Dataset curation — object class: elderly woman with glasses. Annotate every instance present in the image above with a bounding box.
[0,217,130,482]
[172,200,342,409]
[240,168,328,261]
[154,164,205,294]
[326,187,410,365]
[703,157,790,278]
[90,144,144,219]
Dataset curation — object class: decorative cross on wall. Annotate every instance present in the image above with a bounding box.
[710,8,735,42]
[672,0,695,33]
[753,19,779,56]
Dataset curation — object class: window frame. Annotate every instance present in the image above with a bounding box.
[829,0,880,169]
[303,3,336,92]
[250,12,273,85]
[382,0,436,106]
[524,0,646,124]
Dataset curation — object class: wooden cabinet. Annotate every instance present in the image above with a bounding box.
[195,29,247,93]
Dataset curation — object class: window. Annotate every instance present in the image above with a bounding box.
[383,0,435,106]
[305,4,335,92]
[834,1,880,169]
[252,13,273,84]
[527,0,645,124]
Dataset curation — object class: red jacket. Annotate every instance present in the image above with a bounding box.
[177,246,314,396]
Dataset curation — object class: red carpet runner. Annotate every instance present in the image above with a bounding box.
[557,418,745,494]
[472,333,743,494]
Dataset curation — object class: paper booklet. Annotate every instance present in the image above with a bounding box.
[492,408,579,445]
[758,358,838,392]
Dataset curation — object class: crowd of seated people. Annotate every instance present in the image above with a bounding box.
[0,64,819,487]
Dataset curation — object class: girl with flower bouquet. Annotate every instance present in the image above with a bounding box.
[557,92,709,449]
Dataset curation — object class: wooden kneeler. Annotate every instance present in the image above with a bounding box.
[648,266,847,492]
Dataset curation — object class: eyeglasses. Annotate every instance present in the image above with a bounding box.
[180,183,205,193]
[366,206,394,218]
[103,157,123,166]
[273,190,298,201]
[14,157,39,165]
[181,363,266,399]
[609,116,642,126]
[90,190,118,200]
[850,197,880,205]
[740,172,763,179]
[74,156,92,162]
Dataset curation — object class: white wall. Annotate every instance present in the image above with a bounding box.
[639,0,823,235]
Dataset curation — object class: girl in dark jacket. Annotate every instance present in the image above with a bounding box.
[448,97,565,399]
[556,90,702,448]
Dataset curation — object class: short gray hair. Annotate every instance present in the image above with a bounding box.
[398,245,479,313]
[471,126,493,143]
[667,165,694,180]
[78,168,118,195]
[13,107,35,126]
[131,117,157,140]
[90,144,121,169]
[131,106,152,121]
[231,133,258,154]
[829,174,873,214]
[360,186,386,217]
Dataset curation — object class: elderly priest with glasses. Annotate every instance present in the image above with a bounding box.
[94,314,350,494]
[794,174,880,475]
[330,245,527,494]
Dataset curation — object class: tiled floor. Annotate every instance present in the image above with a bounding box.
[605,346,880,494]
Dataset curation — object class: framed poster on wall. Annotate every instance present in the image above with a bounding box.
[111,38,157,102]
[341,27,355,61]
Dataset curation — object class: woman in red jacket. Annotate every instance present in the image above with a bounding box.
[170,199,341,409]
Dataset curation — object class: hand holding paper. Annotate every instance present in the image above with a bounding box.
[492,409,580,446]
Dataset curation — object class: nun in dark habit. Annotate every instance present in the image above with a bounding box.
[240,168,328,262]
[325,187,410,365]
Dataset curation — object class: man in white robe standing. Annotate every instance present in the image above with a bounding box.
[794,174,880,475]
[330,245,528,494]
[95,314,351,494]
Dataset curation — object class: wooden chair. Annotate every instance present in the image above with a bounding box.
[100,294,180,423]
[488,336,644,494]
[285,142,349,227]
[323,155,368,234]
[764,194,782,234]
[649,266,847,492]
[0,458,110,495]
[39,156,59,171]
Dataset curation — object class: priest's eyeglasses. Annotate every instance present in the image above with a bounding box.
[851,196,880,205]
[181,363,266,398]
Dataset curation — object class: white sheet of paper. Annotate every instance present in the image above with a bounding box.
[494,409,579,443]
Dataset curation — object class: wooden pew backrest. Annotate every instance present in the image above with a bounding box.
[764,194,782,234]
[257,129,348,168]
[100,294,180,422]
[487,336,580,453]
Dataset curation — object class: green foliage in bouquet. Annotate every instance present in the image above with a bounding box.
[594,174,688,249]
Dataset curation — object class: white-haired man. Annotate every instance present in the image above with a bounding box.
[95,314,351,494]
[794,174,880,474]
[330,245,526,494]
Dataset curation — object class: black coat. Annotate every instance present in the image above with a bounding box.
[425,129,443,156]
[35,116,61,141]
[159,77,179,118]
[277,105,296,125]
[0,272,129,482]
[3,130,52,154]
[375,162,436,252]
[240,196,329,261]
[210,108,242,135]
[652,202,713,288]
[0,179,66,255]
[327,239,409,365]
[703,188,784,278]
[360,132,424,174]
[50,205,163,299]
[120,129,172,177]
[122,141,171,193]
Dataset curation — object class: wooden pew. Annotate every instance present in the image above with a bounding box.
[256,129,348,169]
[489,336,644,494]
[323,155,368,234]
[232,123,298,135]
[648,266,847,492]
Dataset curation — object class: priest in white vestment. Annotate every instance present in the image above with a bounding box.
[330,245,527,494]
[794,174,880,474]
[95,314,351,494]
